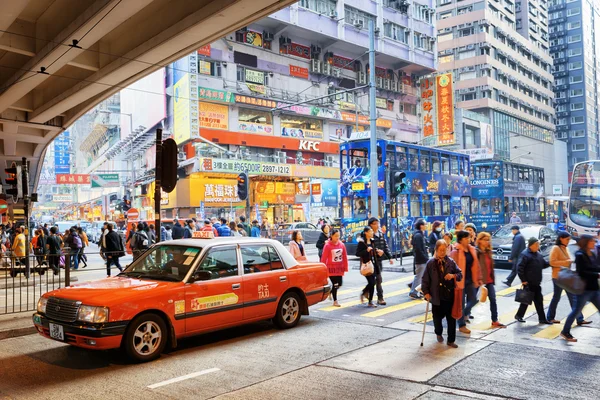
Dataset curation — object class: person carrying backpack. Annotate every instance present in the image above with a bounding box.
[65,228,82,270]
[132,223,150,260]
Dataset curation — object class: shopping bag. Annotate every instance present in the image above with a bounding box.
[515,286,534,305]
[360,261,374,276]
[478,285,488,303]
[556,268,585,295]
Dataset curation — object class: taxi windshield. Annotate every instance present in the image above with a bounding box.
[120,245,202,282]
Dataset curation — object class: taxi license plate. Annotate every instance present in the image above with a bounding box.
[49,323,64,341]
[492,255,509,261]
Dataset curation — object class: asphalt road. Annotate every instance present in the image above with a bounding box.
[1,251,600,399]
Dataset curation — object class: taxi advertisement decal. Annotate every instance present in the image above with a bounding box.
[174,300,185,315]
[191,293,239,311]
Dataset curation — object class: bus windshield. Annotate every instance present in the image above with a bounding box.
[569,161,600,230]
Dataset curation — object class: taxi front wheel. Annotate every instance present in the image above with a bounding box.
[123,313,167,362]
[274,292,301,329]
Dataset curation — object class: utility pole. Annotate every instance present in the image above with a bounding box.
[154,129,162,243]
[368,19,378,218]
[22,157,30,278]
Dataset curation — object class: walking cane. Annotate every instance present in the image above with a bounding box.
[421,299,430,347]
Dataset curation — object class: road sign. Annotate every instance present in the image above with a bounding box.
[0,199,7,214]
[127,208,139,220]
[91,173,120,188]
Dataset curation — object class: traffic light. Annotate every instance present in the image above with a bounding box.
[161,138,178,193]
[237,172,248,201]
[5,163,22,202]
[391,169,407,197]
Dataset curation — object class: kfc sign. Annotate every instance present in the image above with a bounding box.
[299,140,320,151]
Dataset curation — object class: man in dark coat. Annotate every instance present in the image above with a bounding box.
[368,217,394,305]
[104,223,124,277]
[410,219,429,299]
[171,219,185,240]
[514,237,551,324]
[503,225,526,286]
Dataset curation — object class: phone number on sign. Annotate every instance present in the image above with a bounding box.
[261,165,291,174]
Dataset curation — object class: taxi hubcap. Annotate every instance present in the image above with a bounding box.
[133,321,162,355]
[282,297,299,323]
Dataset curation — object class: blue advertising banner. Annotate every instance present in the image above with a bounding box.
[54,131,70,175]
[312,179,338,207]
[471,177,504,232]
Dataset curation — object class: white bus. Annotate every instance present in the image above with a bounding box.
[567,160,600,236]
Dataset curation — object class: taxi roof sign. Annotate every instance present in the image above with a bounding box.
[192,231,215,239]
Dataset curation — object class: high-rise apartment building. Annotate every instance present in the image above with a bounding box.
[549,0,600,171]
[436,0,555,161]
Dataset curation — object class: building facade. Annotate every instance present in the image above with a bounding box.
[549,0,600,173]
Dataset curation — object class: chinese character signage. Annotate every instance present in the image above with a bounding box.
[245,69,265,85]
[340,112,393,128]
[202,180,239,203]
[255,181,296,204]
[198,87,234,103]
[56,174,90,184]
[376,98,387,109]
[436,73,455,145]
[280,42,311,59]
[199,102,229,130]
[311,180,338,207]
[420,77,436,146]
[235,95,276,108]
[246,83,266,95]
[329,54,354,70]
[289,65,309,79]
[197,158,338,179]
[197,45,211,57]
[54,131,70,175]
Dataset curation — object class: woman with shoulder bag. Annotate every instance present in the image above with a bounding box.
[547,231,588,325]
[356,227,377,308]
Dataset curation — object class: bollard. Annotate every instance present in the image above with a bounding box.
[64,246,71,287]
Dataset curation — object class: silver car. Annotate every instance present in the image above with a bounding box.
[274,223,322,244]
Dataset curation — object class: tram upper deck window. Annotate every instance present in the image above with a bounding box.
[451,156,459,175]
[441,154,450,174]
[504,164,510,180]
[431,153,440,174]
[421,151,431,173]
[386,145,395,167]
[341,149,348,170]
[408,149,418,171]
[396,146,408,169]
[350,148,368,168]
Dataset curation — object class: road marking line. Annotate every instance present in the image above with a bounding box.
[147,368,220,389]
[533,303,598,339]
[319,289,410,311]
[469,292,554,330]
[495,286,519,296]
[335,276,413,296]
[361,298,424,318]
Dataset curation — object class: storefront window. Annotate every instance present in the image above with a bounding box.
[281,115,324,140]
[238,108,273,135]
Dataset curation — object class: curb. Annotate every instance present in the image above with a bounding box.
[0,326,37,341]
[0,276,78,290]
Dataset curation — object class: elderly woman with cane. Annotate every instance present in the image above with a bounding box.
[422,239,463,348]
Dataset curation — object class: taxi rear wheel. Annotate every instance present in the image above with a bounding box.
[124,313,167,362]
[274,292,301,329]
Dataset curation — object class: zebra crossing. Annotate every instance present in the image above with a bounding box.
[311,272,600,343]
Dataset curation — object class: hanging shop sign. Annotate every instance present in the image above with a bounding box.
[329,54,354,70]
[244,31,263,48]
[199,102,229,130]
[174,74,193,143]
[202,180,239,203]
[52,194,73,203]
[246,83,266,95]
[339,112,393,128]
[277,103,342,120]
[289,65,309,79]
[91,173,120,188]
[197,158,338,179]
[245,69,265,85]
[198,87,235,103]
[235,95,276,108]
[280,42,311,59]
[376,98,387,109]
[436,73,455,145]
[56,174,91,184]
[420,77,436,146]
[198,60,212,75]
[197,45,211,57]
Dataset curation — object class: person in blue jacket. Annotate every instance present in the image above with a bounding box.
[251,220,261,237]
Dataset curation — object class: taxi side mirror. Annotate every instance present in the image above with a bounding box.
[189,270,211,283]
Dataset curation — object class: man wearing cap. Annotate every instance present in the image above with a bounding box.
[502,225,526,286]
[514,237,552,324]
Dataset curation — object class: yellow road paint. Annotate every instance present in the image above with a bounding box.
[361,298,425,318]
[533,303,598,339]
[335,276,413,296]
[469,292,555,330]
[495,286,519,296]
[319,288,410,311]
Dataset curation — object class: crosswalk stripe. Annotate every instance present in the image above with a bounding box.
[319,288,410,311]
[361,297,425,318]
[335,276,413,296]
[533,303,598,339]
[495,286,519,296]
[469,292,554,330]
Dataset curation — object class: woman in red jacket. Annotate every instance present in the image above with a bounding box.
[321,229,348,307]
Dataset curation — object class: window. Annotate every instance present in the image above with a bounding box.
[568,48,582,57]
[461,197,471,215]
[384,22,410,44]
[566,8,580,16]
[571,116,585,124]
[442,196,451,215]
[571,103,584,111]
[439,55,454,63]
[127,245,201,281]
[570,89,583,97]
[241,245,283,273]
[572,143,586,151]
[410,195,421,217]
[198,60,222,77]
[568,35,581,43]
[345,5,376,27]
[433,196,442,216]
[299,0,336,14]
[438,33,453,43]
[572,130,585,138]
[423,195,432,216]
[281,115,323,139]
[570,75,583,83]
[238,108,273,134]
[568,21,581,29]
[195,247,239,280]
[569,61,582,70]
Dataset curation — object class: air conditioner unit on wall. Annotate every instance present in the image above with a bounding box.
[358,72,367,85]
[322,63,332,76]
[332,68,342,78]
[310,59,322,73]
[376,77,384,88]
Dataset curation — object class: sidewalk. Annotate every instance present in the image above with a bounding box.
[0,311,36,341]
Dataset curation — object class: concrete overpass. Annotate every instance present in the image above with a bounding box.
[0,0,295,194]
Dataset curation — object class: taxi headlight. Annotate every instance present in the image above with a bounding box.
[77,305,110,323]
[37,297,48,314]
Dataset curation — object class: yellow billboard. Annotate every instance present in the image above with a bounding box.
[199,102,229,130]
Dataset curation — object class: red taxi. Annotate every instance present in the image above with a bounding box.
[33,232,331,362]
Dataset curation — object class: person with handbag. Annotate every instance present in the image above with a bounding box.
[356,227,377,308]
[409,219,429,300]
[288,230,307,261]
[104,223,124,277]
[560,235,600,342]
[514,237,552,324]
[422,239,463,348]
[547,231,589,325]
[321,229,348,307]
[450,230,483,334]
[475,232,506,328]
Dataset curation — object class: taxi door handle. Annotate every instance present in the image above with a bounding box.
[279,276,287,282]
[232,283,241,290]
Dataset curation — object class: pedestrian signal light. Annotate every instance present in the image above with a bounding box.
[391,170,407,197]
[4,163,22,202]
[237,172,248,201]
